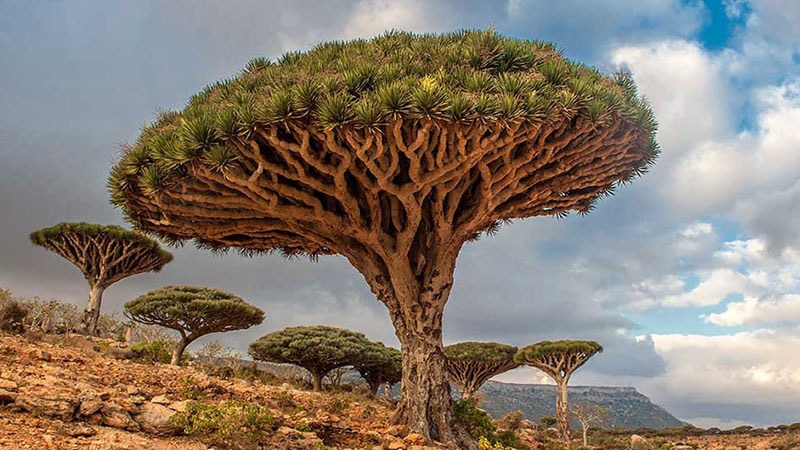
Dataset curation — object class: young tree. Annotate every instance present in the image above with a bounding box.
[444,342,519,400]
[30,222,172,335]
[515,340,603,442]
[124,285,264,365]
[249,325,371,391]
[570,401,610,447]
[108,30,657,445]
[353,341,403,396]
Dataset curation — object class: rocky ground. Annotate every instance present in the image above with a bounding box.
[0,333,799,450]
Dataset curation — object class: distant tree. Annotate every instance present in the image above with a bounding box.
[249,325,371,391]
[124,285,264,365]
[444,342,519,400]
[353,341,402,396]
[30,222,172,335]
[515,340,603,442]
[570,401,610,447]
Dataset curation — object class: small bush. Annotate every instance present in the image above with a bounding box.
[455,398,497,441]
[171,400,274,450]
[128,339,173,364]
[0,289,27,334]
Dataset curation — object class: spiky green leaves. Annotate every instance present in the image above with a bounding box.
[445,342,518,364]
[124,285,264,337]
[515,340,603,366]
[30,222,173,265]
[110,30,658,205]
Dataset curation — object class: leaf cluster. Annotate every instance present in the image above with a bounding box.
[514,340,603,364]
[248,325,373,375]
[445,341,518,364]
[124,285,264,337]
[29,222,173,264]
[352,341,403,387]
[110,29,658,208]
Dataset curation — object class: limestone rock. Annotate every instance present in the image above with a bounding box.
[0,388,16,404]
[63,422,97,437]
[631,434,651,450]
[387,438,406,450]
[15,389,78,421]
[78,393,104,417]
[167,400,190,412]
[150,394,170,405]
[0,379,18,391]
[100,402,140,432]
[133,402,181,435]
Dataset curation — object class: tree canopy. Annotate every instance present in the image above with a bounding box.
[444,342,519,399]
[30,222,173,334]
[124,285,264,365]
[353,341,403,396]
[248,325,372,391]
[109,29,657,256]
[108,29,656,446]
[514,340,603,379]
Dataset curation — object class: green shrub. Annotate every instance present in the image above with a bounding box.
[172,400,274,450]
[455,398,497,441]
[0,289,27,334]
[128,339,172,364]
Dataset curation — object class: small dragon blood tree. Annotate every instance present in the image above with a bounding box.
[124,285,264,365]
[30,222,173,335]
[249,325,371,391]
[515,340,603,442]
[353,341,403,396]
[444,341,519,400]
[109,29,657,446]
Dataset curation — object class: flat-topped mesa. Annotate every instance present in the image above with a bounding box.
[109,29,657,447]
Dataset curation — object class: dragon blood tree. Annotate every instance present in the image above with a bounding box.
[353,341,403,396]
[249,325,371,391]
[515,340,603,442]
[108,30,657,445]
[444,342,519,400]
[30,222,173,335]
[124,285,264,365]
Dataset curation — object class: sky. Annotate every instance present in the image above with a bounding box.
[1,0,799,429]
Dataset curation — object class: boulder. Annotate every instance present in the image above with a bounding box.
[100,402,140,431]
[631,434,651,450]
[0,379,18,391]
[134,402,181,435]
[167,400,190,412]
[150,394,170,405]
[15,389,78,421]
[78,394,105,417]
[0,388,16,404]
[63,422,97,437]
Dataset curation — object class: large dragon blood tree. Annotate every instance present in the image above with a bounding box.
[108,30,657,446]
[30,222,173,335]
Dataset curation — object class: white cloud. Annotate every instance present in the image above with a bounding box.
[679,222,714,239]
[644,331,800,419]
[661,268,751,308]
[704,294,800,328]
[713,238,767,266]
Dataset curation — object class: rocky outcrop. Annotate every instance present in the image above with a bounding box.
[134,402,181,435]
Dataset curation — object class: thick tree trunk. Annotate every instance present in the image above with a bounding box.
[81,285,105,335]
[311,371,324,392]
[386,279,475,449]
[556,379,571,442]
[171,338,188,365]
[383,381,393,400]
